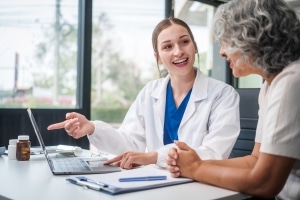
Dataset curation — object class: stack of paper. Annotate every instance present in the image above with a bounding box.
[66,164,193,195]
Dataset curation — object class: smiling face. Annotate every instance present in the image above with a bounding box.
[155,23,197,77]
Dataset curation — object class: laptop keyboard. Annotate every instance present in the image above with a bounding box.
[52,157,91,172]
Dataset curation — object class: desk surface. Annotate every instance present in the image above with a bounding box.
[0,153,249,200]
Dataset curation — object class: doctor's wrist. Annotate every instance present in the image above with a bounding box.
[147,151,158,164]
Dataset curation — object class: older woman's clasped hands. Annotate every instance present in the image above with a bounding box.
[167,141,202,179]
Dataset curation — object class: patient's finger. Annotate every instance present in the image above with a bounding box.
[174,141,190,151]
[166,156,176,166]
[168,166,180,178]
[168,148,178,159]
[170,172,180,178]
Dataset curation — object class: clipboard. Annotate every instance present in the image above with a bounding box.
[66,164,193,195]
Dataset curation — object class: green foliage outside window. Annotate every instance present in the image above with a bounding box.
[91,106,128,123]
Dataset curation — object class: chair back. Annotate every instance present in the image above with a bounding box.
[230,88,260,158]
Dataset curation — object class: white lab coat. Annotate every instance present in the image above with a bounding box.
[88,68,240,167]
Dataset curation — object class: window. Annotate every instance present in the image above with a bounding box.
[175,0,215,78]
[90,0,164,123]
[238,75,263,88]
[0,0,79,108]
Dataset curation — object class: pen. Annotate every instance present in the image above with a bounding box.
[66,177,107,190]
[119,175,167,182]
[76,176,107,187]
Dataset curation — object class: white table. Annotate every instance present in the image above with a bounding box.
[0,153,250,200]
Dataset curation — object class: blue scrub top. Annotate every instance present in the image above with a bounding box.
[163,81,192,145]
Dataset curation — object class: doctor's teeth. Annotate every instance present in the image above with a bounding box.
[173,58,187,64]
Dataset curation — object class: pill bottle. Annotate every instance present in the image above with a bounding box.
[8,139,18,160]
[16,135,31,161]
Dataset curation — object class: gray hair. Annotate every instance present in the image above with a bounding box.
[214,0,300,77]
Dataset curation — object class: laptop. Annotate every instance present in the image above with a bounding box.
[27,108,121,175]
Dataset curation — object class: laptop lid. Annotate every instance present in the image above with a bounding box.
[27,108,53,166]
[26,108,121,175]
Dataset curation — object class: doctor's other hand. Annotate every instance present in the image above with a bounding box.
[104,151,158,170]
[47,112,95,139]
[167,141,202,179]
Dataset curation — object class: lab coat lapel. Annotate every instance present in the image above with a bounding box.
[152,76,170,135]
[180,70,208,128]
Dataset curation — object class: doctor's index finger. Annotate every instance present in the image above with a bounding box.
[103,154,123,165]
[47,121,66,130]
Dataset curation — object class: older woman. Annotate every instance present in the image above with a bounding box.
[167,0,300,199]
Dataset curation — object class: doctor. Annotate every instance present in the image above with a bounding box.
[47,17,240,169]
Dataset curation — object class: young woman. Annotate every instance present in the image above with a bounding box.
[47,18,240,169]
[166,1,300,199]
